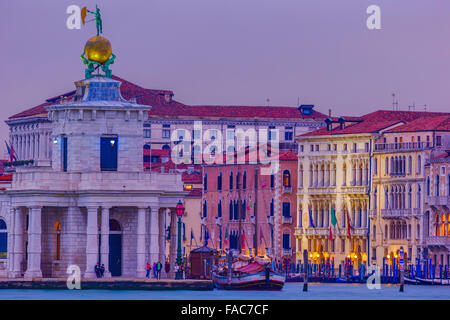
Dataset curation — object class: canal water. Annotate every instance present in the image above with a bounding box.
[0,283,448,300]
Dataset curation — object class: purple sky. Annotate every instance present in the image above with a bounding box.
[1,0,450,156]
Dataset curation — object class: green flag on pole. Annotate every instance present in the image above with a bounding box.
[330,205,337,226]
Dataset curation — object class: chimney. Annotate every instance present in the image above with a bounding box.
[328,109,332,117]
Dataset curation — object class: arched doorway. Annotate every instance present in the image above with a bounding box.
[109,219,122,277]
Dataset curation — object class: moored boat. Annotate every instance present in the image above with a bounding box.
[212,254,285,290]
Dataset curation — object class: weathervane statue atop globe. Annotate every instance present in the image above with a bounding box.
[80,5,116,79]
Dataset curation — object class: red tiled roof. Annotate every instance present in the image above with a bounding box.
[186,188,202,197]
[143,149,171,156]
[384,115,450,133]
[182,173,202,184]
[279,150,298,161]
[9,75,326,120]
[300,110,450,137]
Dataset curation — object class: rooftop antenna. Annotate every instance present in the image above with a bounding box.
[392,93,399,110]
[408,101,416,111]
[424,104,427,112]
[266,98,270,107]
[297,97,300,106]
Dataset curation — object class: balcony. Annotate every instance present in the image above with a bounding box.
[294,228,303,236]
[425,236,450,247]
[267,215,274,225]
[215,217,222,225]
[282,185,292,194]
[380,209,410,219]
[304,228,328,236]
[250,216,255,225]
[351,228,367,236]
[265,248,273,256]
[374,142,428,152]
[369,209,377,219]
[426,196,450,207]
[282,216,293,224]
[341,185,368,194]
[201,217,207,225]
[282,248,293,256]
[308,187,334,195]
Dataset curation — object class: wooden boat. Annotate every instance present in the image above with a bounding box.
[212,268,285,290]
[415,278,450,285]
[213,255,285,290]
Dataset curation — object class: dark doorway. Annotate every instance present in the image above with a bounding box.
[109,219,122,277]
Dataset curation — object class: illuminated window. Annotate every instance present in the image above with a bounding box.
[283,170,291,187]
[54,222,61,261]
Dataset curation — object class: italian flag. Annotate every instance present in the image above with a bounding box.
[224,228,228,246]
[329,204,337,241]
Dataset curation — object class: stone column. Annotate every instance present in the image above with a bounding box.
[159,208,167,278]
[169,208,177,279]
[11,208,23,278]
[100,206,111,277]
[7,208,15,275]
[85,206,98,278]
[24,206,42,279]
[136,207,147,278]
[38,132,44,160]
[149,207,160,267]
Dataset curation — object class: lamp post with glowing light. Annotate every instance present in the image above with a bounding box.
[175,201,185,280]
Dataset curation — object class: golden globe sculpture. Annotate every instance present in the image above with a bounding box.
[84,36,112,64]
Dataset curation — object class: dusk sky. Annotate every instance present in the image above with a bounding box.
[1,0,450,155]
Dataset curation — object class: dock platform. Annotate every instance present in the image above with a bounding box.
[0,278,214,290]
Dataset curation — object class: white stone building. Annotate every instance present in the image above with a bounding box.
[2,76,186,279]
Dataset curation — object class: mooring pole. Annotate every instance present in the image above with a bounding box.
[303,249,308,292]
[399,246,405,292]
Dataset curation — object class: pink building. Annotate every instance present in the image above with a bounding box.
[202,148,298,261]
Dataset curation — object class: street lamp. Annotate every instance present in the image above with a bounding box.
[175,200,185,280]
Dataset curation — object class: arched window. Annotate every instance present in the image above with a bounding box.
[229,200,233,220]
[270,174,275,188]
[229,172,233,190]
[143,144,151,150]
[217,172,222,191]
[243,171,247,190]
[218,200,222,218]
[283,170,291,187]
[162,144,171,150]
[385,157,389,175]
[204,173,208,191]
[270,199,274,216]
[417,155,421,174]
[426,176,431,196]
[203,201,207,218]
[0,219,7,259]
[408,156,412,174]
[374,158,378,174]
[435,175,440,196]
[435,215,440,236]
[417,185,421,208]
[54,222,61,261]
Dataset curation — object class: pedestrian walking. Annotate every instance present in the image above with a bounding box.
[156,260,162,279]
[94,263,101,278]
[153,262,157,279]
[145,262,151,278]
[100,264,105,277]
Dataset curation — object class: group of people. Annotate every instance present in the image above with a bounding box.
[94,263,106,278]
[146,261,163,279]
